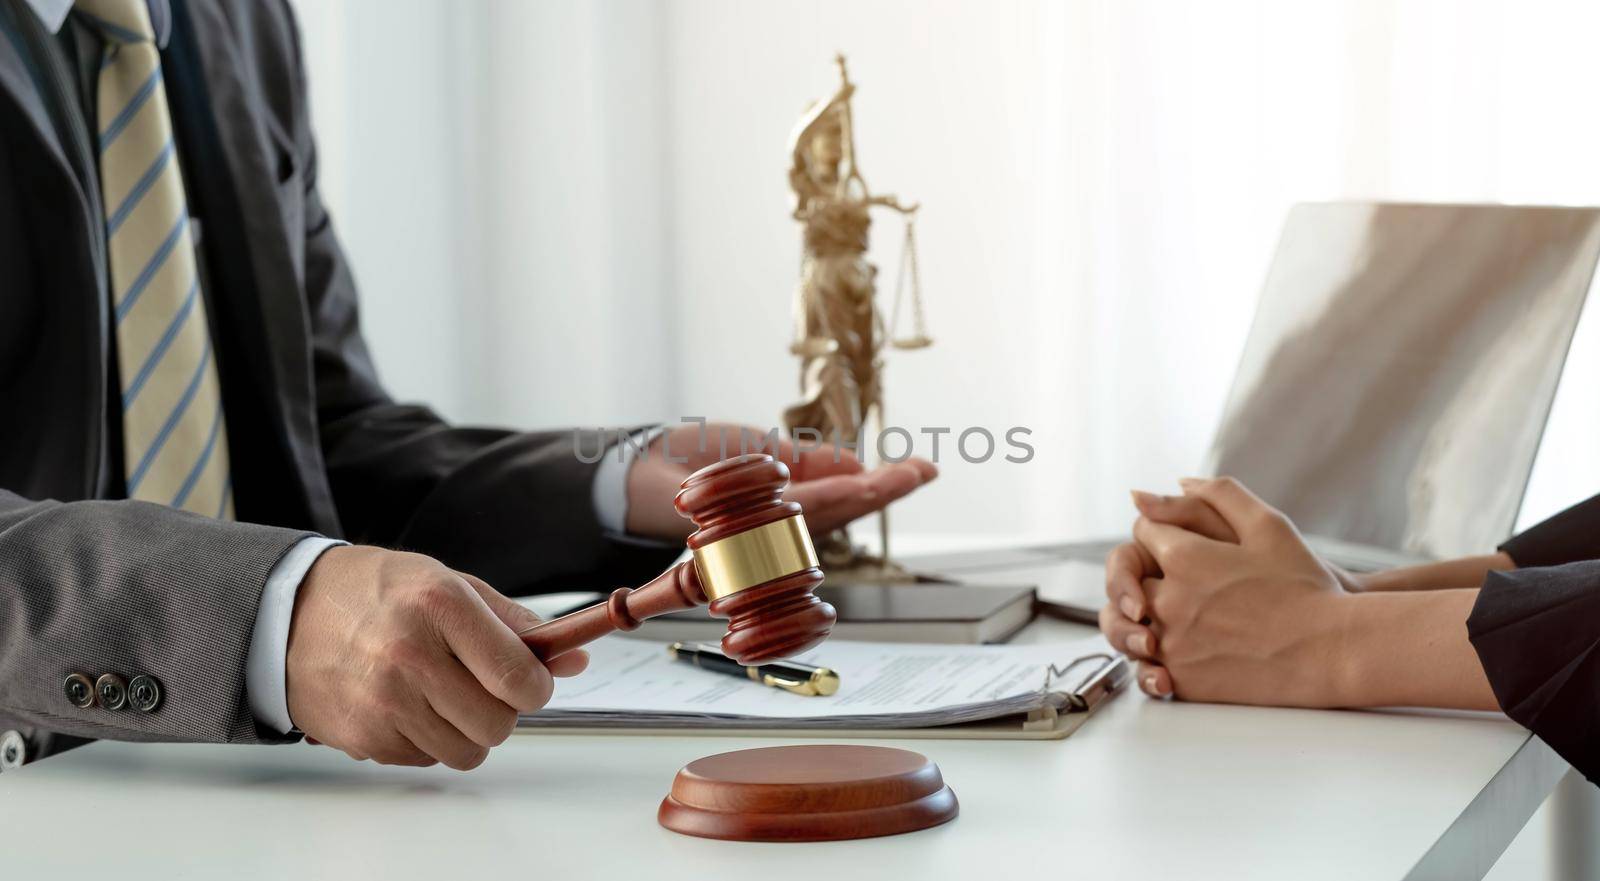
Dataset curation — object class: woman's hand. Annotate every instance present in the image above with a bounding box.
[1099,489,1237,669]
[1101,481,1372,697]
[1102,477,1506,711]
[1121,477,1358,706]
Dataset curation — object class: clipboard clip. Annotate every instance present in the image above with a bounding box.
[1042,653,1131,712]
[1024,654,1130,732]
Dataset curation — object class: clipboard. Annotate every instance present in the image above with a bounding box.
[515,655,1130,742]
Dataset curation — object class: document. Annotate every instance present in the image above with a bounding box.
[522,636,1118,730]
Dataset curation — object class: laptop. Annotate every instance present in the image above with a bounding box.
[906,202,1600,618]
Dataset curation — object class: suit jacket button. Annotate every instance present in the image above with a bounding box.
[0,730,24,770]
[64,673,94,709]
[95,673,128,710]
[129,675,163,713]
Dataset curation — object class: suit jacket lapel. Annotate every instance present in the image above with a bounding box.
[0,8,72,180]
[176,0,310,384]
[165,0,335,533]
[0,3,110,500]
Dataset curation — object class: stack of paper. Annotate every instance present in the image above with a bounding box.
[520,636,1119,731]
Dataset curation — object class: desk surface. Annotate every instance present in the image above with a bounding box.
[0,618,1565,881]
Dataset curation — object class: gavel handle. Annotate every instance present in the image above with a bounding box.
[518,561,708,662]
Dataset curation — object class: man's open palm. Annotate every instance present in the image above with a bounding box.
[624,423,937,540]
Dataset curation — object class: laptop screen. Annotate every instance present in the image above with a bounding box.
[1203,203,1600,559]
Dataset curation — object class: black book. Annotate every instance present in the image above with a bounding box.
[629,583,1037,645]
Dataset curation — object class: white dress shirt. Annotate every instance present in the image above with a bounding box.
[24,0,75,32]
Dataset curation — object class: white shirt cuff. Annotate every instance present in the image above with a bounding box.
[246,535,345,735]
[592,426,665,536]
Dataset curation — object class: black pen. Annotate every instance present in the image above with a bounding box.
[667,642,840,696]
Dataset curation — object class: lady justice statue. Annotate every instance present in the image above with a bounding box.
[783,54,932,580]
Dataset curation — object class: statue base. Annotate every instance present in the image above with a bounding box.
[815,533,923,585]
[817,553,924,585]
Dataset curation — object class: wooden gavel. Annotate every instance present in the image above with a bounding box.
[518,454,837,664]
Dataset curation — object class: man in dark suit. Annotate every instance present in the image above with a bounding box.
[0,0,935,772]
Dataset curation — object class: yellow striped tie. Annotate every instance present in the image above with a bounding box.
[77,0,233,518]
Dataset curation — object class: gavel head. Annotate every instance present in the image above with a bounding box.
[675,454,836,664]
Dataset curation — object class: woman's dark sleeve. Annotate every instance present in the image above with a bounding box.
[1500,493,1600,568]
[1467,561,1600,782]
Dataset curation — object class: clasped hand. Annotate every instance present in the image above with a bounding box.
[1098,477,1362,707]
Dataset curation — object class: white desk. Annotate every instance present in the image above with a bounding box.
[0,617,1566,881]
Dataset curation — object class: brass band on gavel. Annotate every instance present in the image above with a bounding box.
[691,515,820,600]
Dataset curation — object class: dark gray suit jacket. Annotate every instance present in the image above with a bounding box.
[0,0,677,763]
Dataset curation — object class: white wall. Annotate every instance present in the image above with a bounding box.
[290,0,1600,544]
[292,0,675,430]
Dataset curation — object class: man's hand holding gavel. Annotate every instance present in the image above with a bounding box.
[285,546,589,770]
[282,425,937,770]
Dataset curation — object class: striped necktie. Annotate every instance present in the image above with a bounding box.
[76,0,233,519]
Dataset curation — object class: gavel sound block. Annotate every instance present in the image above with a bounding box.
[519,453,958,842]
[658,744,960,842]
